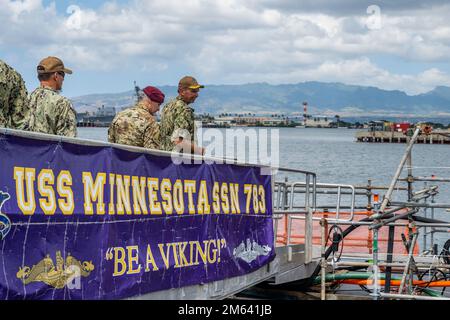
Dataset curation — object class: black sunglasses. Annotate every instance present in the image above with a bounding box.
[57,71,65,78]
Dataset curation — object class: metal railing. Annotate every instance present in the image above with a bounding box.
[272,169,317,263]
[316,127,450,300]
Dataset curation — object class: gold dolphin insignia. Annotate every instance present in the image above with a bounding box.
[16,251,95,289]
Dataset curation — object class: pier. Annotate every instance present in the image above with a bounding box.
[355,130,450,144]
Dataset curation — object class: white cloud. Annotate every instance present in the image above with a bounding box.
[4,0,43,21]
[1,0,450,95]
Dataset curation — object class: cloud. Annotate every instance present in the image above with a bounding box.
[245,0,449,16]
[308,60,450,95]
[1,0,450,95]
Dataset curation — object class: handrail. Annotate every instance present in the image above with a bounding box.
[281,181,357,222]
[0,127,318,174]
[272,169,317,263]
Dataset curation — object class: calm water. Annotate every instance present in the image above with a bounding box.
[79,127,450,249]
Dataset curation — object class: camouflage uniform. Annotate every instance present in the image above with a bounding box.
[160,96,195,151]
[0,60,29,129]
[27,86,77,137]
[108,101,160,149]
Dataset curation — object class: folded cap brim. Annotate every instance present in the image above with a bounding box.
[188,84,204,89]
[63,68,73,74]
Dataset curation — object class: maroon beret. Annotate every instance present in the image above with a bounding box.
[143,86,165,104]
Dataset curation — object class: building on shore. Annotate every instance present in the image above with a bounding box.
[214,115,289,127]
[304,116,333,128]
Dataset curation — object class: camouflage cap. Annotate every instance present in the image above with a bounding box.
[37,56,73,75]
[178,76,204,90]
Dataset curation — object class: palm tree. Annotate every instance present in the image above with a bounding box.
[335,115,340,127]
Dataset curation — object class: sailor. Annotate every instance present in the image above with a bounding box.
[108,86,164,149]
[27,56,77,137]
[160,76,205,155]
[0,60,29,130]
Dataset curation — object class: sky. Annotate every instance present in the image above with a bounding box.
[1,0,450,97]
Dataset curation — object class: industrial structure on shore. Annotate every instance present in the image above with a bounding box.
[76,105,116,127]
[75,95,338,128]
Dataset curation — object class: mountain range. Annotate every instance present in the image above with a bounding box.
[71,81,450,117]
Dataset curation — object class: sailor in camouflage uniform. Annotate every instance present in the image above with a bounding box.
[27,56,77,137]
[160,76,205,155]
[108,86,165,149]
[0,60,29,129]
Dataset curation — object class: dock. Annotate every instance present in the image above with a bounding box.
[355,130,450,144]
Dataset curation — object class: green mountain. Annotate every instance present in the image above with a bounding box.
[71,81,450,116]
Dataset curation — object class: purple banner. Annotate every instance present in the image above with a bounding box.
[0,133,274,300]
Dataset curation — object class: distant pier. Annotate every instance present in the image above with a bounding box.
[77,115,115,128]
[77,121,111,128]
[355,130,450,144]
